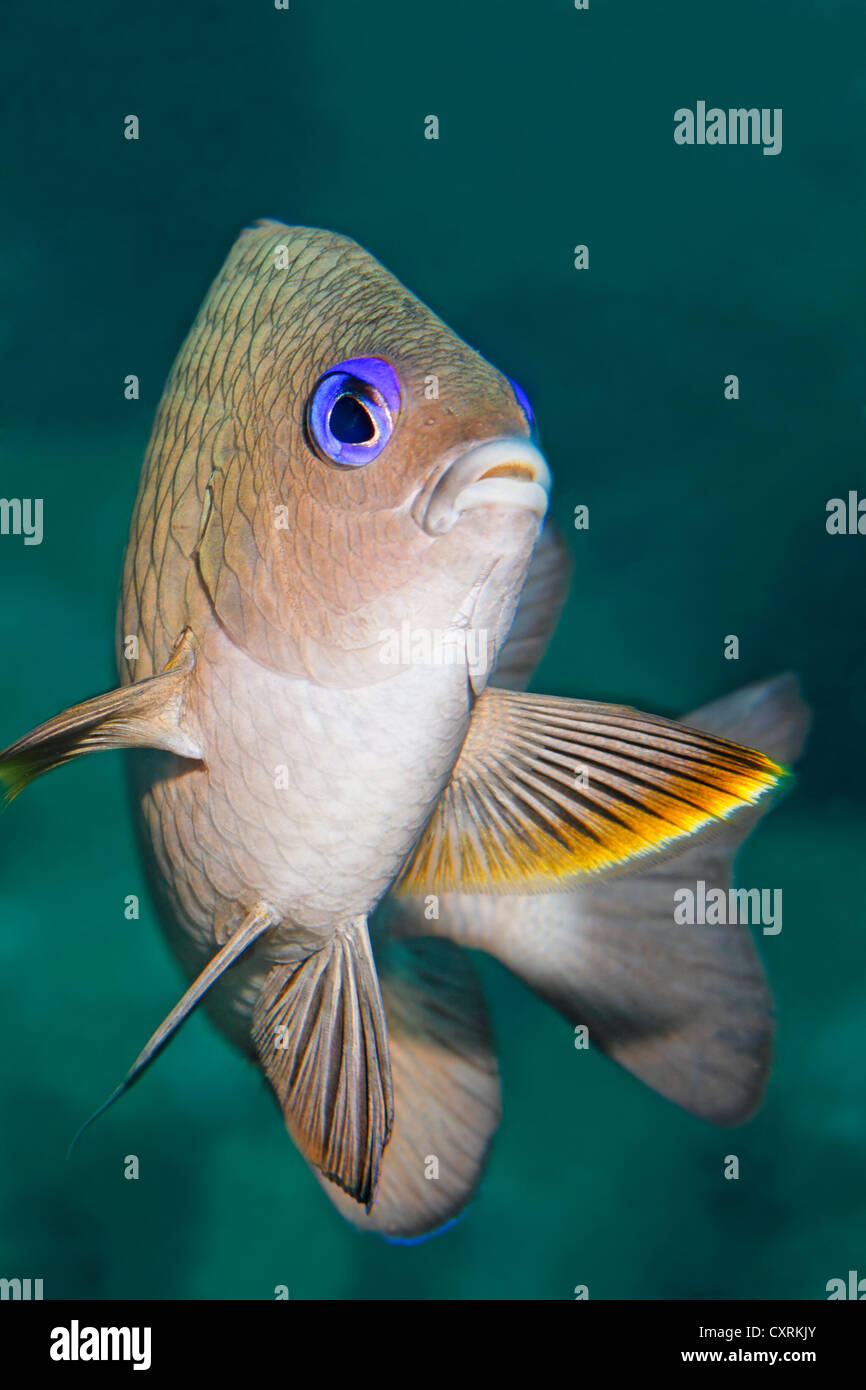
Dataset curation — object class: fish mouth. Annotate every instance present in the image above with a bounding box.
[418,438,552,536]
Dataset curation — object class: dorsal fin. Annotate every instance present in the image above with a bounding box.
[489,522,571,691]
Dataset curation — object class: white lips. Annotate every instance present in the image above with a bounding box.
[421,439,552,536]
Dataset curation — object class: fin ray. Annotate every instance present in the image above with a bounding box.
[390,674,810,1124]
[311,933,501,1238]
[252,917,393,1208]
[68,901,277,1154]
[0,628,201,803]
[396,689,786,895]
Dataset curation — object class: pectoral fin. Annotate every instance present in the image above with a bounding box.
[391,674,810,1124]
[0,628,202,803]
[252,917,394,1209]
[396,688,786,895]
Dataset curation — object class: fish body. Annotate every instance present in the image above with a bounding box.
[118,221,542,1048]
[127,616,475,1043]
[0,221,809,1236]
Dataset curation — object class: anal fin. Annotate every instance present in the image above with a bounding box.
[252,917,394,1209]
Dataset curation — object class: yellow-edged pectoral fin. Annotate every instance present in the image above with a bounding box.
[0,627,201,804]
[395,689,788,895]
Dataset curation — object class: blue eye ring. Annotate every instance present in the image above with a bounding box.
[506,374,535,434]
[306,356,401,467]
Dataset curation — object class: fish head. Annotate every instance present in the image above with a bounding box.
[192,222,552,686]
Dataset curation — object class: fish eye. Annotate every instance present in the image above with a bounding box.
[306,356,401,466]
[506,375,536,435]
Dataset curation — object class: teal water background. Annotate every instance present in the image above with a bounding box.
[1,0,864,1299]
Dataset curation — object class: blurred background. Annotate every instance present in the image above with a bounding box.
[0,0,863,1299]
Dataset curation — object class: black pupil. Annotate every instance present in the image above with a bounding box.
[330,392,375,444]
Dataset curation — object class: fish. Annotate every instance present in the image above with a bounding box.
[0,221,809,1239]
